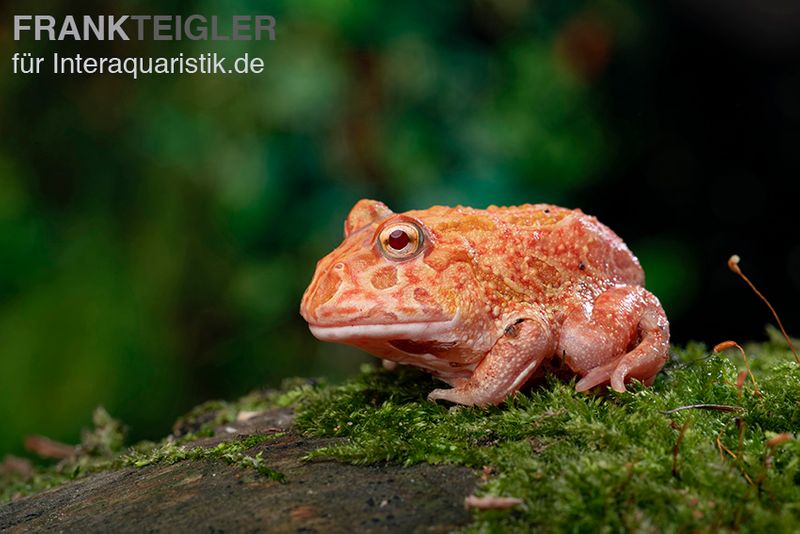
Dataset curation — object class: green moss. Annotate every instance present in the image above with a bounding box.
[292,342,800,531]
[4,343,799,531]
[123,433,286,482]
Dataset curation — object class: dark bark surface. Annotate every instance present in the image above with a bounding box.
[0,410,476,533]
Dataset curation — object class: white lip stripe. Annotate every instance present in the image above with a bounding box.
[309,312,460,341]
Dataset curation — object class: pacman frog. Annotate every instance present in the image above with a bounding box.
[300,200,669,406]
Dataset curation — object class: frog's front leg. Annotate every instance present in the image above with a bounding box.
[559,285,669,392]
[428,316,555,406]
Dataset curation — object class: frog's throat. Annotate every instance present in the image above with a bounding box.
[308,311,461,342]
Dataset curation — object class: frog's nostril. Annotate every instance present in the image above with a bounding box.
[334,262,345,271]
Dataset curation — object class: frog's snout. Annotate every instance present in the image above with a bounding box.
[300,261,345,323]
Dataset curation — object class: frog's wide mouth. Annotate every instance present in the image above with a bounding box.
[308,315,460,342]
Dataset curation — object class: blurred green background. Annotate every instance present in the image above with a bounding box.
[2,0,799,456]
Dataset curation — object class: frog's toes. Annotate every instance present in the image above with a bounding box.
[428,385,499,406]
[428,387,485,406]
[428,388,459,404]
[575,361,623,393]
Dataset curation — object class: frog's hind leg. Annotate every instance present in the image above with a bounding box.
[558,285,669,393]
[428,316,555,406]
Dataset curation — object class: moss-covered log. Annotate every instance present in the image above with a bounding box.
[0,408,475,532]
[2,333,800,532]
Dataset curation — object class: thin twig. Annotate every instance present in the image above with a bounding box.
[728,255,800,365]
[716,430,736,460]
[735,371,747,399]
[766,433,792,448]
[24,435,76,459]
[661,404,743,415]
[714,340,762,398]
[672,419,691,478]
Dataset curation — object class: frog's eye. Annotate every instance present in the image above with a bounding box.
[378,222,424,261]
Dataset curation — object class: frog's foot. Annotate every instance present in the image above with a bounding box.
[559,285,669,393]
[428,316,554,406]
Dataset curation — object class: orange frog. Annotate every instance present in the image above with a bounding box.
[300,200,669,406]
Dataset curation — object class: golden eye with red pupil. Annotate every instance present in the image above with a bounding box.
[378,222,423,260]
